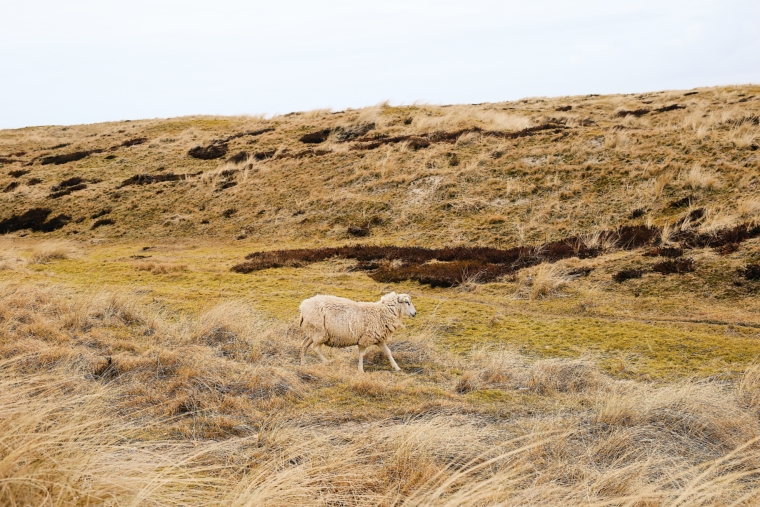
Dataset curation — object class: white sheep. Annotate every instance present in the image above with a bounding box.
[299,292,417,372]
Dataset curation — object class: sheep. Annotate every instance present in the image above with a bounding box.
[299,292,416,372]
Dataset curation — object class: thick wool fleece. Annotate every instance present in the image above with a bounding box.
[299,294,402,348]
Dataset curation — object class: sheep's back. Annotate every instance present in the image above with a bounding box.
[300,295,398,347]
[324,301,388,346]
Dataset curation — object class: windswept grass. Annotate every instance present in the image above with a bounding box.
[1,285,760,505]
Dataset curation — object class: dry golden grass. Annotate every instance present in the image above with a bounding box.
[1,284,760,505]
[27,239,77,264]
[0,85,757,247]
[515,263,578,300]
[683,164,721,190]
[698,206,740,235]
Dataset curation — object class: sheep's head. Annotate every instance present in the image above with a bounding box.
[382,292,417,318]
[398,294,417,318]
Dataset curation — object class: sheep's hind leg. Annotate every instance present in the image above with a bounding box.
[380,342,401,371]
[313,344,329,363]
[300,336,313,365]
[357,345,367,373]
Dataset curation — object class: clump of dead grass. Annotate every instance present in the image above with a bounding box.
[698,207,739,235]
[738,362,760,413]
[730,124,758,148]
[27,239,77,264]
[682,164,720,190]
[515,263,577,300]
[737,196,760,221]
[578,230,617,252]
[526,358,607,394]
[651,171,674,199]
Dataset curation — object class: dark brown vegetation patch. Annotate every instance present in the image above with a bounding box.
[556,105,572,112]
[227,151,249,164]
[217,169,239,178]
[655,104,686,113]
[188,143,228,160]
[0,208,70,234]
[3,181,19,193]
[26,177,42,186]
[668,196,693,209]
[118,173,184,187]
[41,150,100,165]
[684,208,705,223]
[232,224,659,287]
[299,129,332,144]
[615,109,650,118]
[8,169,29,178]
[119,137,148,148]
[717,243,740,255]
[569,267,594,277]
[91,208,111,219]
[51,177,85,191]
[371,261,513,288]
[91,218,115,229]
[613,269,643,282]
[49,183,87,199]
[253,149,276,161]
[629,208,646,219]
[347,225,370,237]
[230,221,759,287]
[684,223,760,249]
[333,123,375,142]
[652,258,695,275]
[349,123,566,151]
[740,264,760,281]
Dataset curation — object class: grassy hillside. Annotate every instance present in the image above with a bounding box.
[1,85,758,245]
[1,85,760,505]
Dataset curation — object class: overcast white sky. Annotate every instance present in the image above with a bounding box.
[1,0,758,129]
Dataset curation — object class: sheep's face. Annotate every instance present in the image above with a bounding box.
[397,294,416,318]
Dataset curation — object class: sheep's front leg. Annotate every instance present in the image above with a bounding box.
[357,345,367,373]
[380,342,401,371]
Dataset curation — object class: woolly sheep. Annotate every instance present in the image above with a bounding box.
[299,292,416,372]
